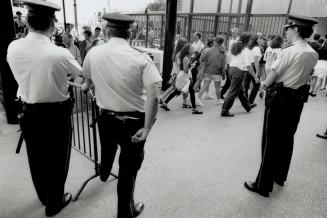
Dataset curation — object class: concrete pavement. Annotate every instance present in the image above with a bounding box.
[0,91,326,218]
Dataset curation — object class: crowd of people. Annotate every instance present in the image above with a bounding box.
[7,1,327,217]
[158,28,327,117]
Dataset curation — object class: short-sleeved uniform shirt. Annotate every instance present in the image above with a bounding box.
[83,37,162,112]
[7,32,83,103]
[200,45,226,76]
[229,47,252,71]
[271,40,318,89]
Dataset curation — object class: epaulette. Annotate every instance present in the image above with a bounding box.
[131,46,146,54]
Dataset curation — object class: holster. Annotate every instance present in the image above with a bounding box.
[265,82,283,108]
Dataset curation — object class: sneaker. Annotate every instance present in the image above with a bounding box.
[204,94,215,100]
[192,109,203,114]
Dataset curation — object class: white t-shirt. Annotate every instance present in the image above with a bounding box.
[249,46,262,63]
[264,47,282,67]
[83,37,162,112]
[229,47,252,71]
[191,40,205,53]
[313,60,327,78]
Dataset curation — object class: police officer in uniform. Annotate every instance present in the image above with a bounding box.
[82,13,162,218]
[7,0,83,216]
[244,15,319,197]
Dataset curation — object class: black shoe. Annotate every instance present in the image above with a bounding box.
[250,103,257,109]
[244,181,269,197]
[221,112,234,117]
[133,202,145,217]
[45,193,72,217]
[192,109,203,114]
[160,104,170,111]
[275,180,284,186]
[308,92,316,97]
[317,133,327,139]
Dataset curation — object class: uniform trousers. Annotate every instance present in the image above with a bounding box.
[98,112,145,218]
[255,89,304,192]
[222,67,251,113]
[20,100,72,214]
[221,65,231,97]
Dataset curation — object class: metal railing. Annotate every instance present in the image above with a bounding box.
[130,12,287,49]
[68,81,118,201]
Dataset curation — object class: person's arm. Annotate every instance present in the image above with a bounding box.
[247,65,259,83]
[131,82,160,143]
[65,50,83,76]
[244,49,259,83]
[183,57,190,73]
[75,46,82,65]
[131,55,162,143]
[261,69,279,87]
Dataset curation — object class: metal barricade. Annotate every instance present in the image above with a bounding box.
[68,81,118,201]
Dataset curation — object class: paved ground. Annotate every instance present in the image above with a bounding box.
[0,90,327,218]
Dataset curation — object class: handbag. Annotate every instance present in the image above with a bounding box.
[175,70,191,93]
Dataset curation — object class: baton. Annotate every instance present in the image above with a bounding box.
[16,133,24,154]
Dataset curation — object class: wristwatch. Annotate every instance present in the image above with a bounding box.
[261,84,267,91]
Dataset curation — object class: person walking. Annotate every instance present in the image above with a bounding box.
[221,28,240,99]
[197,35,227,104]
[221,33,258,117]
[244,34,261,104]
[244,15,319,197]
[159,38,188,110]
[82,13,162,218]
[161,44,203,114]
[7,0,84,216]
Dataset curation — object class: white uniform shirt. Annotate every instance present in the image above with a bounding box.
[83,37,162,112]
[191,40,205,53]
[229,47,252,71]
[271,40,318,89]
[7,32,83,103]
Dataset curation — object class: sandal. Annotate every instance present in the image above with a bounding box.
[182,104,192,109]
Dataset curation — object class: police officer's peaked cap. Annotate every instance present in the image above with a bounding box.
[102,13,135,29]
[284,15,318,28]
[23,0,61,17]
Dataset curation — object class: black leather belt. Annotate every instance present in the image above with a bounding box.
[100,109,145,119]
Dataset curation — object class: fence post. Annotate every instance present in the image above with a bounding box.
[187,0,194,42]
[0,0,18,124]
[160,14,164,49]
[145,13,149,48]
[213,0,222,36]
[244,0,253,31]
[162,0,177,91]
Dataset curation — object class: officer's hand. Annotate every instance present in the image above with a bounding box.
[81,83,90,92]
[131,128,150,144]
